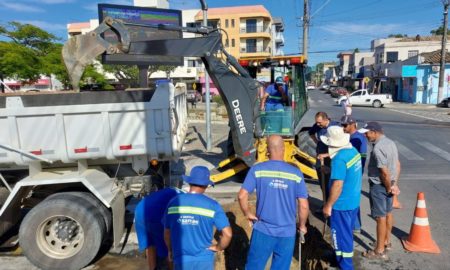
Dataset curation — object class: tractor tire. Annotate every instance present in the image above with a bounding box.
[19,197,105,270]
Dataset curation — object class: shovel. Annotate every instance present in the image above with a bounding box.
[319,158,328,237]
[298,230,305,269]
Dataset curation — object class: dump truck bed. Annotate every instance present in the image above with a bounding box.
[0,83,187,167]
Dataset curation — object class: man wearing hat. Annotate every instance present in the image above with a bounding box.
[163,166,232,270]
[341,115,368,233]
[259,76,288,111]
[321,126,362,270]
[359,122,401,260]
[238,135,309,270]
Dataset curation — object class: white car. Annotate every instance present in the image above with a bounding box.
[337,89,393,108]
[306,84,315,91]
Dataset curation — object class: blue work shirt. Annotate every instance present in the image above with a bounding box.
[242,160,308,237]
[163,193,230,264]
[309,121,340,154]
[350,131,368,172]
[329,147,362,211]
[134,188,182,252]
[265,83,288,105]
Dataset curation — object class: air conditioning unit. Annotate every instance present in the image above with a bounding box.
[432,66,440,73]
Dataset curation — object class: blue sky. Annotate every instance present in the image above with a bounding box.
[0,0,445,66]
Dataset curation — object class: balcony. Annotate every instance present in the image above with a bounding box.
[274,33,284,44]
[240,46,271,57]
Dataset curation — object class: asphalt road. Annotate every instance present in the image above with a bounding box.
[1,90,449,269]
[307,89,450,270]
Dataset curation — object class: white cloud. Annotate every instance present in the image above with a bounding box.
[84,0,133,12]
[319,22,405,37]
[0,2,44,12]
[19,20,67,32]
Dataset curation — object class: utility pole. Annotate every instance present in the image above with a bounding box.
[438,0,449,104]
[199,0,212,151]
[303,0,309,60]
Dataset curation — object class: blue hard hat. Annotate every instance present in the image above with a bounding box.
[275,76,285,84]
[182,166,214,186]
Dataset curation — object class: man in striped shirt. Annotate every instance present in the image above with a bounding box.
[163,166,232,270]
[238,135,309,270]
[321,126,362,270]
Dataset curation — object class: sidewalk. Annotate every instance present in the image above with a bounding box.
[384,101,444,110]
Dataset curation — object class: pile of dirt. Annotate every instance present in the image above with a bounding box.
[214,199,336,270]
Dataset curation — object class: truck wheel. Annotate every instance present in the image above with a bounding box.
[19,197,105,270]
[45,192,111,236]
[373,100,382,108]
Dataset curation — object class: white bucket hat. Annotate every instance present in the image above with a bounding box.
[320,126,352,158]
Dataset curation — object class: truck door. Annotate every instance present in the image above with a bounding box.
[350,90,364,105]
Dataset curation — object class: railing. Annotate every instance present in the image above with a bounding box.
[240,26,269,33]
[240,46,271,53]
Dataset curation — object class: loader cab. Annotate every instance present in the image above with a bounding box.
[239,55,308,137]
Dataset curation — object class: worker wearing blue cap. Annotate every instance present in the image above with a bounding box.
[163,166,232,270]
[260,76,288,112]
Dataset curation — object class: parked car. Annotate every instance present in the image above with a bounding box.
[319,84,329,91]
[438,97,450,108]
[337,89,392,108]
[326,85,337,94]
[330,87,348,98]
[306,83,315,91]
[187,90,201,103]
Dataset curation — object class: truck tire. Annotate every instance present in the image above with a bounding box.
[45,192,112,236]
[372,100,382,108]
[19,197,105,270]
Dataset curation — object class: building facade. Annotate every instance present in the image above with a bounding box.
[195,5,274,61]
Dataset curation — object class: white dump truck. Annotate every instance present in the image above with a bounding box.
[0,84,188,270]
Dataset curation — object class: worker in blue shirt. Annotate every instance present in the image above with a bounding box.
[310,111,340,200]
[135,187,183,270]
[341,115,368,233]
[259,76,288,111]
[163,166,232,270]
[238,135,309,270]
[321,126,363,270]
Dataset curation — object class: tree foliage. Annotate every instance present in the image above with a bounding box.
[103,64,139,87]
[387,34,408,38]
[430,26,450,35]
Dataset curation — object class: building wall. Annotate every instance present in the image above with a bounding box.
[133,0,168,8]
[195,6,272,60]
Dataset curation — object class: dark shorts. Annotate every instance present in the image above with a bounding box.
[369,183,393,218]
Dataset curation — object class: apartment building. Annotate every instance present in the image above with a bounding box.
[272,17,285,56]
[195,5,276,60]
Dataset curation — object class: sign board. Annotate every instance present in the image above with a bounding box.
[402,65,417,77]
[363,77,370,83]
[432,66,440,73]
[98,4,182,66]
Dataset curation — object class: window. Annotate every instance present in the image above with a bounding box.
[231,19,235,28]
[187,60,197,67]
[408,50,419,58]
[379,53,384,64]
[246,19,257,33]
[225,39,229,47]
[386,52,398,63]
[225,19,229,28]
[246,39,257,52]
[231,39,235,47]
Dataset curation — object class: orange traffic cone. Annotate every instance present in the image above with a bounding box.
[393,194,402,209]
[401,192,440,254]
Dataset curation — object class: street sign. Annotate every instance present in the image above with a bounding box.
[363,77,370,83]
[192,83,197,90]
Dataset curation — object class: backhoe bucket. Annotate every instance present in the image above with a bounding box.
[62,33,109,91]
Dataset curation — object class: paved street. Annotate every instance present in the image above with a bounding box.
[307,89,450,270]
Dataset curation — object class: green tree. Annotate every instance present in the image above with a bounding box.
[103,64,139,87]
[387,34,408,38]
[0,41,41,81]
[430,26,450,35]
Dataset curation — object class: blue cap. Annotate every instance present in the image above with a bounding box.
[275,76,285,84]
[182,166,214,187]
[359,121,383,133]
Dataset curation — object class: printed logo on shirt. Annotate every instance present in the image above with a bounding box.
[268,179,289,190]
[177,215,199,226]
